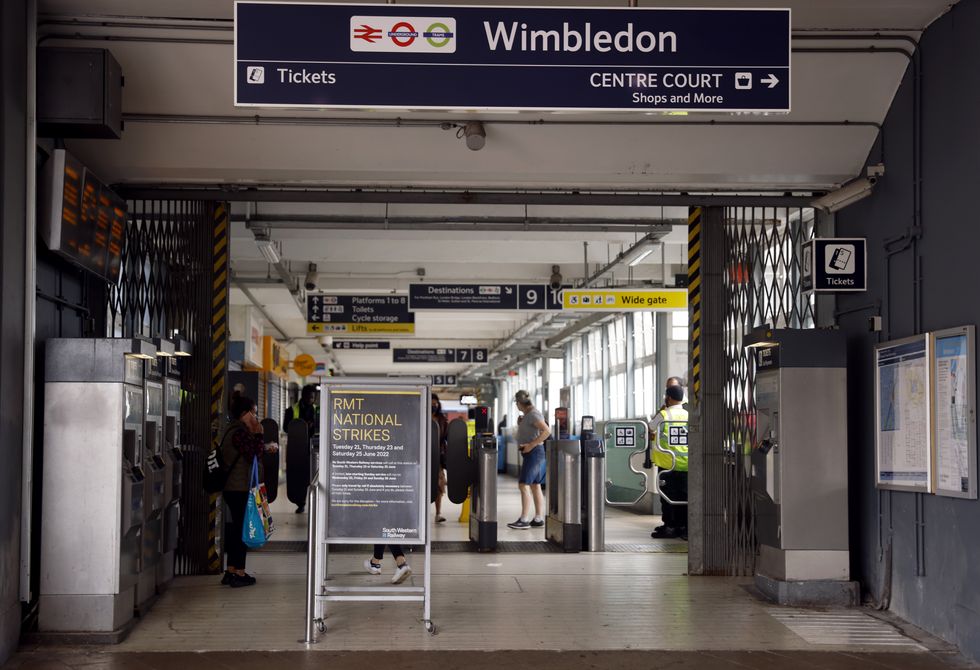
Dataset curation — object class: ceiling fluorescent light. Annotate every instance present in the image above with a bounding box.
[253,229,281,264]
[627,247,655,267]
[622,240,658,267]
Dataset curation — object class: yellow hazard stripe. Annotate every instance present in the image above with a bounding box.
[688,207,702,397]
[208,203,230,574]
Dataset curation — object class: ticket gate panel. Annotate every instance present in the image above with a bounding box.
[468,436,497,552]
[545,439,582,552]
[445,417,472,505]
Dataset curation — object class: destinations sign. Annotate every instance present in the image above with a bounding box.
[801,238,868,293]
[409,283,567,311]
[333,340,391,350]
[562,288,688,311]
[393,348,488,364]
[235,4,790,113]
[307,294,414,334]
[324,385,426,543]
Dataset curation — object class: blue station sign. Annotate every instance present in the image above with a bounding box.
[235,3,791,113]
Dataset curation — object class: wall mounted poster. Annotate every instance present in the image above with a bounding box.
[875,335,932,492]
[931,326,978,499]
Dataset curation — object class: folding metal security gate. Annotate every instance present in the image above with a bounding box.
[107,199,225,575]
[690,205,819,577]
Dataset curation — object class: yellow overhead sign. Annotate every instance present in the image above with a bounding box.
[307,322,416,334]
[562,288,688,311]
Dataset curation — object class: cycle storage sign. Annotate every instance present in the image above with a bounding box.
[235,3,791,112]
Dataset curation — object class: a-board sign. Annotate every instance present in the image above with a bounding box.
[875,335,932,492]
[235,3,790,113]
[307,294,414,334]
[931,326,977,499]
[333,340,391,350]
[801,238,868,293]
[393,348,488,363]
[562,288,687,311]
[321,378,429,544]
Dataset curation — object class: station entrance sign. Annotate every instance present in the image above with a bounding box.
[235,3,791,113]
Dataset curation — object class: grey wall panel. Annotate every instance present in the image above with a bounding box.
[0,0,27,664]
[837,0,980,661]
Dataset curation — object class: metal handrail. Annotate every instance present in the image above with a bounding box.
[303,469,320,644]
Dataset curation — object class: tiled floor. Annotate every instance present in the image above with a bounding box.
[10,475,973,669]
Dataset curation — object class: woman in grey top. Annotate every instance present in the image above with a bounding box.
[507,391,552,530]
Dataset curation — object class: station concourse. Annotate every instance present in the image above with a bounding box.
[2,0,980,669]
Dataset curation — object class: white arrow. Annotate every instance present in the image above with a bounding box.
[761,74,779,89]
[504,286,513,294]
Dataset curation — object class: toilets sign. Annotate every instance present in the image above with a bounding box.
[235,3,791,112]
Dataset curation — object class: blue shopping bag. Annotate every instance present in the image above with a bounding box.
[243,459,268,549]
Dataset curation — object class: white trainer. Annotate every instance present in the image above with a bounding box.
[392,563,412,584]
[364,559,382,575]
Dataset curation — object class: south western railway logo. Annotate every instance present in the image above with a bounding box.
[350,16,457,53]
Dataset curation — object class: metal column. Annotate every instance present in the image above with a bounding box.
[686,206,727,575]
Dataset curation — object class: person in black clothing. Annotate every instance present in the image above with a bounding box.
[284,384,319,513]
[431,394,449,523]
[283,384,319,436]
[222,395,278,588]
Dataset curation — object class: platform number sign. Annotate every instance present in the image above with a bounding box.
[518,285,568,310]
[432,375,457,386]
[455,348,488,363]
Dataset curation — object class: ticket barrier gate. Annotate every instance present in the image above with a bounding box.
[603,420,652,508]
[545,438,582,552]
[40,337,155,635]
[545,416,606,553]
[446,417,497,551]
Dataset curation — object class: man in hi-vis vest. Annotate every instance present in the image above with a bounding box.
[646,384,688,540]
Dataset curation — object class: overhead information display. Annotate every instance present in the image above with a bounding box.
[40,149,127,283]
[307,294,414,334]
[931,326,977,499]
[323,385,427,544]
[875,336,932,492]
[235,3,791,113]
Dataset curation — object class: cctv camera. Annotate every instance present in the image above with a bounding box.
[304,263,317,292]
[549,265,563,291]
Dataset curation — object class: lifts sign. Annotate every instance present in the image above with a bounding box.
[235,3,791,112]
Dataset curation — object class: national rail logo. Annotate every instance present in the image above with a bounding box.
[350,16,457,53]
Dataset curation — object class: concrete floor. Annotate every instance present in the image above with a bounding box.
[8,475,975,669]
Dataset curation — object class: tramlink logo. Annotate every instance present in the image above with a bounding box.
[350,16,457,53]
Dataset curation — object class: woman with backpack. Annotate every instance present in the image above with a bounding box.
[221,395,277,588]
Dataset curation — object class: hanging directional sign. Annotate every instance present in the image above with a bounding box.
[393,348,488,363]
[409,284,519,310]
[432,375,458,386]
[562,288,687,311]
[410,283,568,311]
[332,340,392,350]
[307,294,414,334]
[235,4,790,113]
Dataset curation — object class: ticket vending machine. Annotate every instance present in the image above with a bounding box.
[40,337,155,635]
[745,328,857,606]
[158,355,184,589]
[138,357,167,610]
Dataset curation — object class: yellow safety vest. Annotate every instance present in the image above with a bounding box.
[654,406,689,472]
